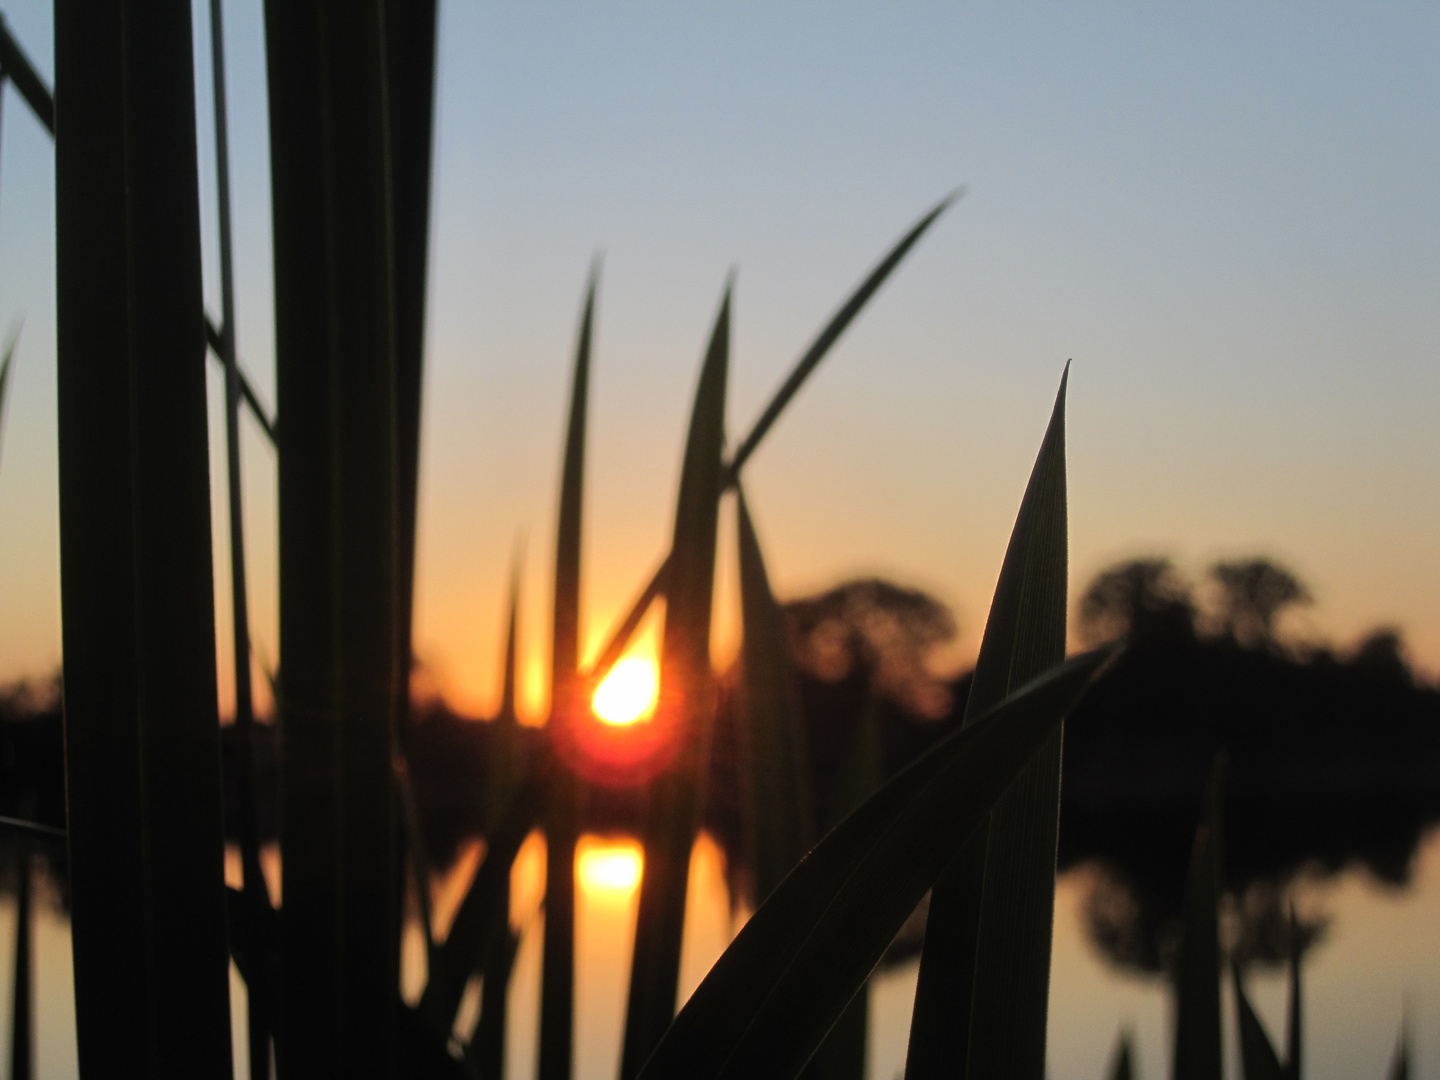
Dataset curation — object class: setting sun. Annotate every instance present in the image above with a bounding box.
[591,656,659,726]
[577,840,643,895]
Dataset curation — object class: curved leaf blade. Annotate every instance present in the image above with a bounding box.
[621,282,731,1078]
[637,647,1112,1080]
[907,365,1069,1080]
[1233,962,1283,1080]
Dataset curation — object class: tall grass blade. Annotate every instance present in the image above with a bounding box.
[386,0,439,732]
[420,772,543,1034]
[1285,903,1301,1080]
[55,2,233,1073]
[9,841,32,1080]
[0,817,65,848]
[0,327,17,477]
[474,929,521,1077]
[540,261,598,1080]
[206,3,270,1072]
[0,19,53,133]
[1385,1025,1409,1080]
[1233,962,1283,1080]
[265,3,401,1074]
[620,283,732,1079]
[906,366,1069,1080]
[586,555,669,681]
[724,191,961,480]
[802,693,885,1080]
[585,195,959,681]
[474,559,524,1073]
[395,754,438,967]
[636,649,1111,1080]
[1173,759,1226,1080]
[203,318,277,442]
[735,487,814,903]
[1108,1028,1135,1080]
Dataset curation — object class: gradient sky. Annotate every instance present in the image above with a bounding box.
[0,3,1436,720]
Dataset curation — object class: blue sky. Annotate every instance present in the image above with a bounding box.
[0,3,1436,716]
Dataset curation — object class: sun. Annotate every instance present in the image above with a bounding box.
[577,839,643,895]
[591,656,659,726]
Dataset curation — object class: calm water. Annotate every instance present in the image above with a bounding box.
[4,828,1438,1080]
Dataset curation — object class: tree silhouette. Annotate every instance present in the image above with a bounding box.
[1210,558,1311,649]
[1078,558,1196,646]
[784,577,957,718]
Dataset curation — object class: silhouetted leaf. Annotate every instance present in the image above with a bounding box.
[1233,962,1283,1080]
[539,262,596,1080]
[635,648,1112,1080]
[419,769,542,1035]
[1174,758,1225,1080]
[736,487,814,904]
[585,194,959,684]
[622,282,731,1078]
[1385,1025,1409,1080]
[907,366,1069,1080]
[0,327,18,477]
[723,191,960,480]
[1107,1028,1135,1080]
[1285,903,1302,1080]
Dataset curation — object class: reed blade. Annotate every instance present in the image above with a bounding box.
[1285,903,1302,1080]
[540,261,598,1080]
[419,771,543,1034]
[9,843,32,1080]
[635,649,1111,1080]
[387,0,439,732]
[1173,759,1226,1080]
[1233,962,1283,1080]
[906,366,1069,1080]
[0,326,17,478]
[735,487,814,904]
[585,194,959,683]
[1385,1025,1410,1080]
[55,2,233,1072]
[725,191,961,481]
[265,3,402,1074]
[0,20,54,133]
[620,282,732,1079]
[1107,1028,1135,1080]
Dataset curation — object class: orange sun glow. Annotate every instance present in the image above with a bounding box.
[577,839,643,895]
[591,656,659,726]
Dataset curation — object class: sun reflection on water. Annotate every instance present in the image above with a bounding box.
[577,837,644,896]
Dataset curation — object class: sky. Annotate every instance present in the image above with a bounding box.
[0,3,1436,721]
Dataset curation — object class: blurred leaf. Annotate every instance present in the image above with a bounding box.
[1174,758,1226,1080]
[621,282,731,1078]
[801,685,884,1080]
[907,366,1069,1080]
[1386,1025,1409,1080]
[551,261,596,697]
[539,261,597,1080]
[736,486,814,904]
[1285,903,1301,1080]
[636,648,1112,1080]
[396,1002,468,1080]
[0,325,19,478]
[419,769,542,1036]
[1107,1028,1135,1080]
[1233,962,1283,1080]
[723,191,961,480]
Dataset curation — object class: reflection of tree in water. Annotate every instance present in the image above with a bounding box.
[715,559,1440,976]
[1061,556,1440,974]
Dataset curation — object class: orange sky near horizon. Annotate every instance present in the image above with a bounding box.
[0,3,1435,725]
